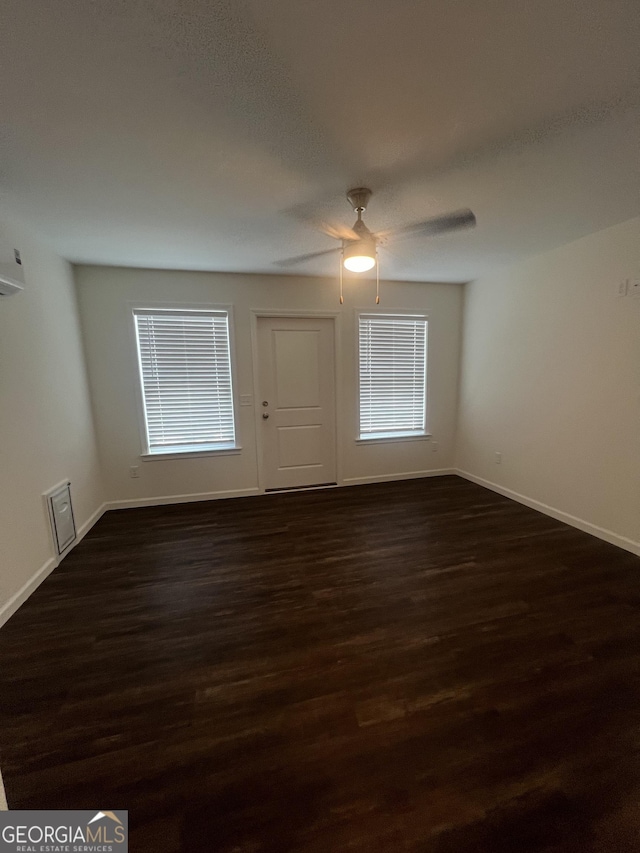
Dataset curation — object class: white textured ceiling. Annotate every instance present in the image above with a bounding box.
[0,0,638,281]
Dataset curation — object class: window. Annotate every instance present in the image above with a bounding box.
[358,314,427,440]
[133,309,236,455]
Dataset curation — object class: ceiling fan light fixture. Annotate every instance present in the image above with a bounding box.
[343,238,376,272]
[344,254,376,272]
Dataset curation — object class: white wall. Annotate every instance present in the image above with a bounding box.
[74,266,464,504]
[0,212,105,623]
[456,217,640,554]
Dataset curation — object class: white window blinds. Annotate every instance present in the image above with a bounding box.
[134,310,236,454]
[358,315,427,439]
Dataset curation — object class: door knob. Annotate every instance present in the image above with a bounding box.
[262,413,269,419]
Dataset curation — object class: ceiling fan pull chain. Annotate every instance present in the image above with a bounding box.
[376,253,380,304]
[339,250,344,304]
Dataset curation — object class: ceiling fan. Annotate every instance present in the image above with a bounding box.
[277,188,476,282]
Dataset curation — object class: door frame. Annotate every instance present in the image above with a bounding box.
[250,310,343,494]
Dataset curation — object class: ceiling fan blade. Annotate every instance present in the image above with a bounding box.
[295,215,358,242]
[313,218,359,241]
[283,201,359,241]
[275,247,342,267]
[378,208,476,243]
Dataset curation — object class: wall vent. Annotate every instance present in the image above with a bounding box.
[45,481,77,556]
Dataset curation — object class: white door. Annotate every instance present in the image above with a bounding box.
[257,316,337,490]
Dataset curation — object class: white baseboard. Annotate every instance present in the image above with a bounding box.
[76,501,108,541]
[0,556,58,630]
[0,501,108,630]
[343,468,455,486]
[455,469,640,557]
[105,486,261,511]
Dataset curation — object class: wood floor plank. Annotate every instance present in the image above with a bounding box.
[1,475,640,851]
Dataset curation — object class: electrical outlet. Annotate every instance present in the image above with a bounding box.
[495,451,502,464]
[618,279,629,297]
[129,466,140,478]
[431,441,439,453]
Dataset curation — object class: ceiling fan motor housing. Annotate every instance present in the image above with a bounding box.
[344,188,376,268]
[343,231,377,269]
[352,218,372,237]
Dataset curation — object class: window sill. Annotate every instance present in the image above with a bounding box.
[356,434,432,445]
[141,446,242,461]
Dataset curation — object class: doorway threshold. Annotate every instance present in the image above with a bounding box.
[265,482,338,494]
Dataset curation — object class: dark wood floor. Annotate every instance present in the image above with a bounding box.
[1,476,640,851]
